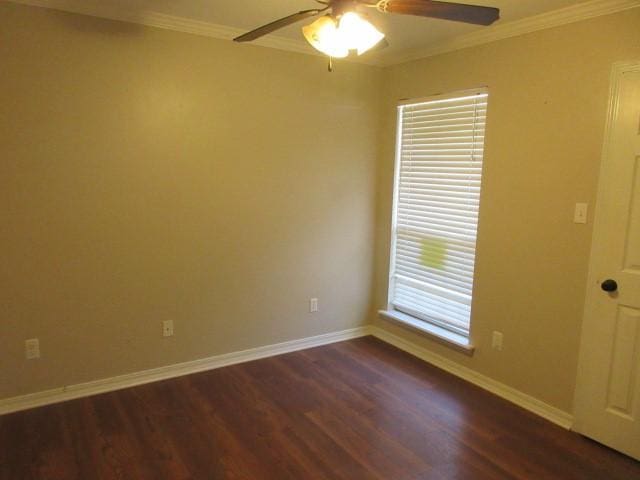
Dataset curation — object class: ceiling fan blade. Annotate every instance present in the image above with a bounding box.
[378,0,499,26]
[234,9,322,42]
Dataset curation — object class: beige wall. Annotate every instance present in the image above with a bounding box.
[373,9,640,413]
[0,2,382,399]
[3,0,639,416]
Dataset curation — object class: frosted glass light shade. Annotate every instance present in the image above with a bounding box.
[302,12,384,58]
[303,16,349,58]
[338,12,385,55]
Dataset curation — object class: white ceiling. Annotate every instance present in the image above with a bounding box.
[10,0,640,64]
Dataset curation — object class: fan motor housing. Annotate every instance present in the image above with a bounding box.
[330,0,362,16]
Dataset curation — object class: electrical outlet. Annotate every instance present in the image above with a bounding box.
[162,320,174,337]
[309,298,319,313]
[492,331,503,351]
[574,203,588,224]
[25,338,40,359]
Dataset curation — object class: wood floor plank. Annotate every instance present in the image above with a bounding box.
[1,336,639,479]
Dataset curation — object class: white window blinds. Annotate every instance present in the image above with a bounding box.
[389,89,488,337]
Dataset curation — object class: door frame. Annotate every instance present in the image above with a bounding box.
[573,60,640,434]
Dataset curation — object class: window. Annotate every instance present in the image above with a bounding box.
[388,88,488,339]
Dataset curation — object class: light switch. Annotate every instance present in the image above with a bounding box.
[574,203,588,224]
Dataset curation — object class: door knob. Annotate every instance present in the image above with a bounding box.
[601,279,618,292]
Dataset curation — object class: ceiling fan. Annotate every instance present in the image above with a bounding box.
[234,1,500,67]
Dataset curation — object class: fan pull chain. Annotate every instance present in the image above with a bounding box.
[328,56,333,72]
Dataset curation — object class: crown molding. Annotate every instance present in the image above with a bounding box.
[6,0,639,68]
[382,0,640,66]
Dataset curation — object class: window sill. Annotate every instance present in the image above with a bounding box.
[378,310,475,356]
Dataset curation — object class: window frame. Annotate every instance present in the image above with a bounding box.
[386,87,488,345]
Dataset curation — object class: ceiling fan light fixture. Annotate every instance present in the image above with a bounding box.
[303,16,349,58]
[302,12,384,58]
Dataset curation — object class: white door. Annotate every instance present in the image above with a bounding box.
[573,62,640,460]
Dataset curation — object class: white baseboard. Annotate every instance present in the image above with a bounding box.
[2,324,575,430]
[0,326,371,415]
[370,326,574,429]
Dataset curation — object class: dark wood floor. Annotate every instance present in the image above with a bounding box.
[1,336,639,479]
